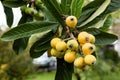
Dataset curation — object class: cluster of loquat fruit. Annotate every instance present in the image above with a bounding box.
[50,16,97,69]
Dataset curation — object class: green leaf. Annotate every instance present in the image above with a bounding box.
[78,14,106,29]
[104,0,120,14]
[70,0,84,19]
[42,0,66,27]
[41,0,63,14]
[3,6,13,27]
[83,0,105,10]
[100,15,113,31]
[12,12,33,54]
[50,0,63,14]
[61,0,72,14]
[13,37,29,54]
[78,8,96,25]
[55,58,73,80]
[2,0,27,8]
[78,0,105,25]
[78,0,120,28]
[41,7,56,21]
[80,0,111,27]
[30,30,54,58]
[1,21,59,41]
[81,28,118,45]
[95,32,117,45]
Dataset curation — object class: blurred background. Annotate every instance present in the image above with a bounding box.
[0,0,120,80]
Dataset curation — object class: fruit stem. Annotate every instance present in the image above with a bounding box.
[63,38,73,41]
[66,26,74,39]
[65,26,84,56]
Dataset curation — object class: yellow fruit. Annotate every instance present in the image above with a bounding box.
[74,57,84,68]
[56,41,67,52]
[50,38,61,48]
[67,39,78,51]
[51,48,64,58]
[82,43,96,55]
[51,48,59,56]
[65,16,77,28]
[78,32,90,44]
[84,55,96,65]
[89,34,95,43]
[64,51,76,63]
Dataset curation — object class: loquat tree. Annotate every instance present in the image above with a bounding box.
[0,0,120,80]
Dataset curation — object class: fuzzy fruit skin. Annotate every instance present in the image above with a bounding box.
[50,38,61,48]
[78,32,90,44]
[56,41,67,52]
[51,48,60,56]
[64,51,76,63]
[65,16,77,28]
[51,48,64,58]
[74,57,84,68]
[67,39,78,51]
[84,55,96,65]
[82,43,96,55]
[89,34,95,43]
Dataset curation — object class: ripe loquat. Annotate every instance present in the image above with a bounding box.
[78,31,90,44]
[51,48,64,58]
[84,55,96,65]
[67,39,78,51]
[64,51,76,63]
[50,38,61,48]
[82,43,96,55]
[89,34,95,43]
[56,41,67,52]
[65,16,77,28]
[74,57,85,68]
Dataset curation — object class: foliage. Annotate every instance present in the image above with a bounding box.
[0,40,34,80]
[77,59,120,80]
[0,0,120,80]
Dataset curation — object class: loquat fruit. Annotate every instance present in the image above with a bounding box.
[84,55,96,65]
[56,41,67,52]
[82,43,96,55]
[67,39,78,51]
[89,34,95,43]
[64,51,76,63]
[51,48,64,58]
[65,16,77,28]
[51,48,59,56]
[78,31,90,44]
[50,38,61,48]
[74,57,85,68]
